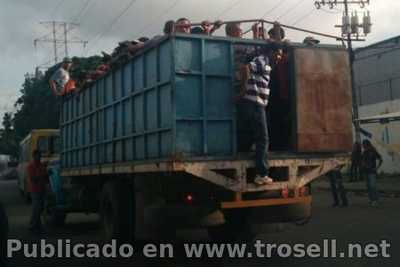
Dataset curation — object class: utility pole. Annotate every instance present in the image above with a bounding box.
[34,21,88,68]
[315,0,372,142]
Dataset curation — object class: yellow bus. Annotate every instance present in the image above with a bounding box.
[17,129,60,202]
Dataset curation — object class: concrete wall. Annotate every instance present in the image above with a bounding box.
[354,36,400,106]
[359,100,400,174]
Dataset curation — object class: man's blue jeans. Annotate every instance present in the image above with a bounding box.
[366,173,379,202]
[30,192,46,230]
[327,170,348,206]
[238,100,269,177]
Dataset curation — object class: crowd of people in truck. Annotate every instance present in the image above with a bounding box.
[49,18,320,97]
[49,18,321,186]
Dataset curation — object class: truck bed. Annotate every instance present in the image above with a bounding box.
[61,151,350,193]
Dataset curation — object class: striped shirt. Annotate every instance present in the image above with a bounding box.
[243,55,271,107]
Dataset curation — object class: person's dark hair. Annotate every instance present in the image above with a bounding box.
[32,150,41,158]
[268,27,285,39]
[225,22,241,36]
[138,37,149,42]
[362,140,371,146]
[191,27,204,34]
[176,17,190,24]
[164,20,175,34]
[362,140,376,151]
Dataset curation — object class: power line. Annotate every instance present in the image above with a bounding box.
[87,0,138,53]
[291,9,316,25]
[136,0,181,37]
[216,0,242,18]
[34,21,88,67]
[51,0,66,19]
[320,7,342,14]
[260,0,289,19]
[71,0,93,23]
[275,0,307,21]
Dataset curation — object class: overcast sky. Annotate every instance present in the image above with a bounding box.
[0,0,398,120]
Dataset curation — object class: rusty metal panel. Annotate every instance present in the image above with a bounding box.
[293,47,353,152]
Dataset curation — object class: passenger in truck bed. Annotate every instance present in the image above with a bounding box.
[191,20,223,35]
[175,18,192,34]
[49,57,76,96]
[267,22,287,42]
[163,20,176,35]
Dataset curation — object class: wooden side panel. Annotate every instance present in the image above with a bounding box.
[293,47,353,152]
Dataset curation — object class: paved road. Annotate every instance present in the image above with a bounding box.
[1,179,399,267]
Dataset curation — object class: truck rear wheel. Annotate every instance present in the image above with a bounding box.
[100,180,134,241]
[207,210,255,242]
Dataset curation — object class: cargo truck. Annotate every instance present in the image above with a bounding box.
[54,33,353,241]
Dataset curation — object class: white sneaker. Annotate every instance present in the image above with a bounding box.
[254,176,274,185]
[370,201,378,207]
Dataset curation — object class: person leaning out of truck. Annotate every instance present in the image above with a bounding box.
[175,18,192,34]
[49,57,76,97]
[27,150,49,234]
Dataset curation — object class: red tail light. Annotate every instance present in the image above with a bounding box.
[281,187,289,198]
[185,194,194,204]
[299,186,308,197]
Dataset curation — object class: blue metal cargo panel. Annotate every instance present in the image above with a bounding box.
[61,35,238,168]
[115,68,122,100]
[105,75,113,104]
[133,57,144,91]
[122,63,132,95]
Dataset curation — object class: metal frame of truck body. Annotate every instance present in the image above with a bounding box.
[61,152,350,208]
[56,34,353,238]
[60,34,351,169]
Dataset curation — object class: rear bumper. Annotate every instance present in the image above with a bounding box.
[152,196,312,228]
[221,196,312,209]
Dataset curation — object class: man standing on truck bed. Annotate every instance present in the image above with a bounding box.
[27,150,49,234]
[226,22,274,185]
[237,52,275,186]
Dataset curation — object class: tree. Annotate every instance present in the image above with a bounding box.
[0,55,103,158]
[0,113,19,158]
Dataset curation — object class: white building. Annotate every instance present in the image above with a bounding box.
[354,35,400,174]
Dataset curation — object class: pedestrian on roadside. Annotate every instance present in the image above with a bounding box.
[327,168,348,207]
[27,150,49,234]
[350,141,362,182]
[361,140,383,207]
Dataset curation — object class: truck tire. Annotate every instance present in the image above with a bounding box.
[100,180,134,242]
[207,210,255,242]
